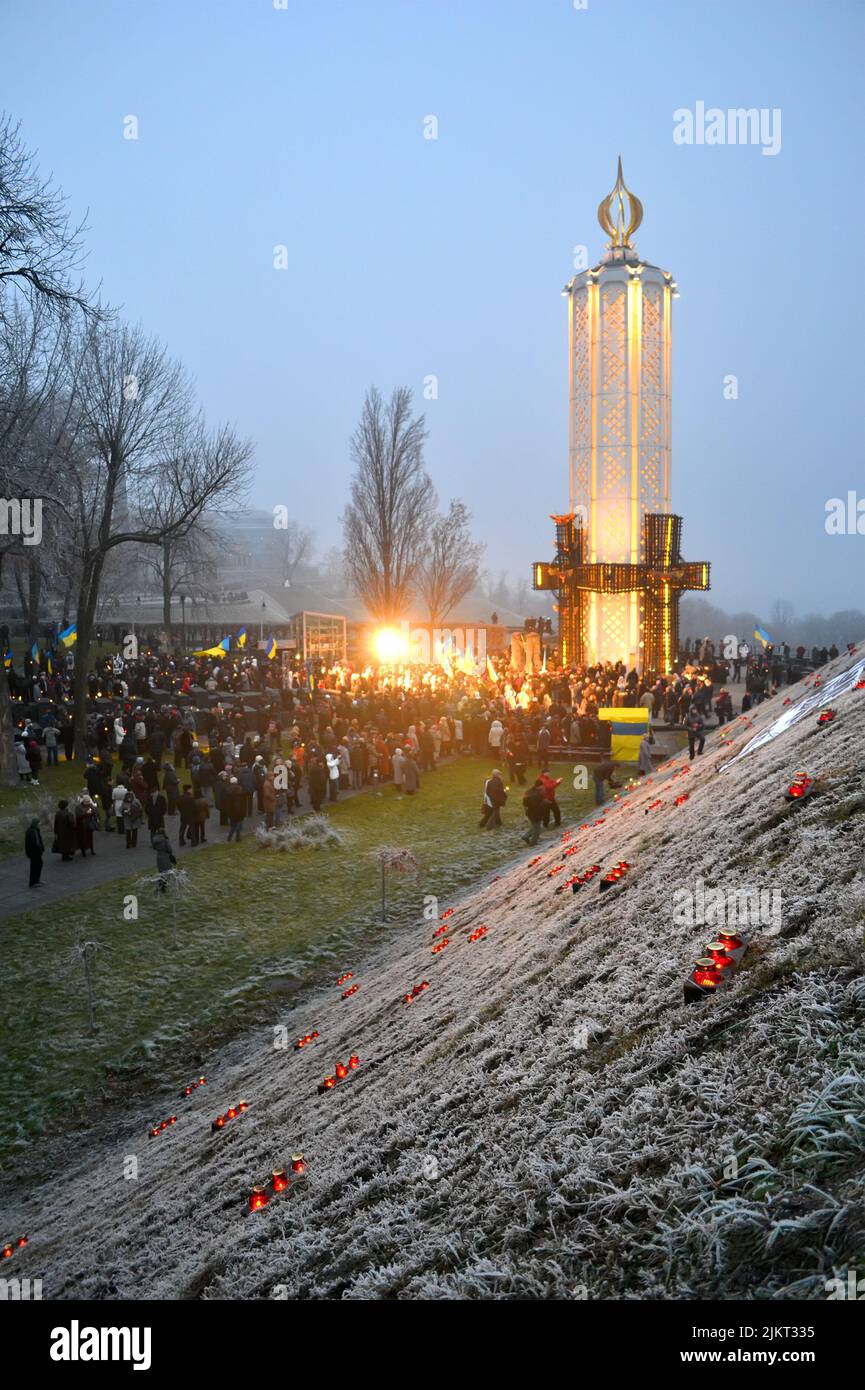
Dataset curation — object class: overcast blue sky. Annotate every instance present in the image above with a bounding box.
[4,0,862,616]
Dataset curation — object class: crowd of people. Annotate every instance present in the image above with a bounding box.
[12,633,853,888]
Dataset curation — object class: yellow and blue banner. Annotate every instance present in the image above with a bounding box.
[192,636,230,658]
[30,642,39,661]
[3,651,12,669]
[754,627,772,649]
[59,623,77,648]
[236,627,247,648]
[264,634,277,660]
[597,706,650,762]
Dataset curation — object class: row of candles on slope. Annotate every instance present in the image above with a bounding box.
[685,929,749,1003]
[248,1155,306,1213]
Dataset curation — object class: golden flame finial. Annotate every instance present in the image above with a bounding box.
[597,156,643,249]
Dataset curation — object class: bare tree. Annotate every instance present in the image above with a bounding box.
[416,500,484,625]
[265,518,314,590]
[342,386,435,621]
[0,114,92,322]
[135,523,219,646]
[0,303,78,783]
[63,318,252,758]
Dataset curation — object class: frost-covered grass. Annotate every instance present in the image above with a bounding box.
[255,813,346,851]
[0,761,84,858]
[5,666,864,1301]
[0,757,593,1157]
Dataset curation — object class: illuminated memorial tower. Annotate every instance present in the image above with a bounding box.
[533,159,709,673]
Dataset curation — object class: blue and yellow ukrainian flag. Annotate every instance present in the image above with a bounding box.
[192,637,231,657]
[3,650,12,669]
[264,634,277,660]
[754,627,772,649]
[59,623,77,648]
[236,626,247,649]
[597,706,650,762]
[30,642,39,661]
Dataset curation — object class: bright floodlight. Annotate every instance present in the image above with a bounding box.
[373,627,406,663]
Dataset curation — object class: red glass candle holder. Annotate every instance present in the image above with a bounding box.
[291,1154,305,1175]
[692,958,721,989]
[716,929,743,951]
[348,1054,359,1069]
[271,1169,288,1193]
[249,1186,269,1212]
[706,943,735,969]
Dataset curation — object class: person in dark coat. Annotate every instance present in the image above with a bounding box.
[192,791,209,845]
[25,817,45,885]
[26,740,42,783]
[402,753,420,795]
[141,756,159,793]
[151,829,176,891]
[178,786,196,846]
[686,705,706,760]
[162,762,180,815]
[226,777,246,841]
[119,733,137,773]
[522,780,547,845]
[122,790,143,848]
[53,800,77,860]
[592,759,620,806]
[75,796,98,856]
[479,769,507,828]
[146,791,167,839]
[307,758,327,813]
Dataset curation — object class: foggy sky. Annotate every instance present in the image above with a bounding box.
[5,0,863,617]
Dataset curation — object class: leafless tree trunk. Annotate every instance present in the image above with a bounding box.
[417,500,484,625]
[65,319,252,759]
[342,386,435,622]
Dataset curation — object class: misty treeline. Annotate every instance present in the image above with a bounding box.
[0,114,252,783]
[681,596,865,651]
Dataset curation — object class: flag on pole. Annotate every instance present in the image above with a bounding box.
[30,642,39,661]
[754,627,772,649]
[264,634,277,660]
[236,627,247,648]
[3,651,12,668]
[59,623,77,648]
[47,654,53,675]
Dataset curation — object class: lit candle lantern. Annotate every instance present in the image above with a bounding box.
[238,1100,248,1112]
[717,929,743,950]
[692,958,721,989]
[271,1169,288,1192]
[2,1245,12,1259]
[706,943,735,969]
[212,1114,226,1130]
[335,1062,348,1079]
[16,1236,27,1249]
[249,1186,269,1211]
[291,1154,305,1175]
[348,1054,359,1069]
[226,1107,237,1121]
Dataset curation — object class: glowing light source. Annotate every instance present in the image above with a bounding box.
[372,627,409,664]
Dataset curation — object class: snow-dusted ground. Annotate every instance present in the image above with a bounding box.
[5,656,864,1300]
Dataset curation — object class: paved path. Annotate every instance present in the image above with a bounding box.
[0,762,459,922]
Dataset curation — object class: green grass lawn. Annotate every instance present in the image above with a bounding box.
[0,756,602,1158]
[0,759,88,859]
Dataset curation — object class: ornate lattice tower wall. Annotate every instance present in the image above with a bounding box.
[563,160,676,668]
